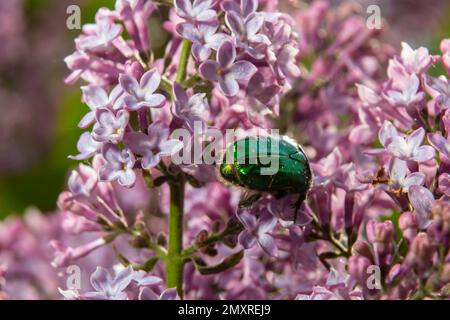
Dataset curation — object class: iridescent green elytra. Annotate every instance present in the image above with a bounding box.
[219,135,312,212]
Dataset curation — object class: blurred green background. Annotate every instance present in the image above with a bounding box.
[0,0,115,218]
[0,0,449,218]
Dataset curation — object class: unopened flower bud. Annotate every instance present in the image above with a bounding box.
[57,192,74,211]
[124,60,144,79]
[399,211,419,242]
[441,263,450,283]
[352,240,373,261]
[348,256,372,286]
[438,173,450,197]
[156,233,167,246]
[366,219,394,244]
[406,232,435,271]
[431,200,450,234]
[386,264,403,284]
[195,230,209,246]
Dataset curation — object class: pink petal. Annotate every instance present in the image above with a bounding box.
[199,60,219,82]
[173,83,189,105]
[378,121,398,147]
[412,145,435,162]
[118,169,136,187]
[428,133,450,158]
[225,11,245,36]
[81,86,109,109]
[144,93,166,108]
[78,111,96,128]
[140,69,160,94]
[217,40,236,68]
[219,74,239,96]
[245,12,264,36]
[119,73,139,96]
[229,61,257,80]
[403,172,425,191]
[407,127,425,151]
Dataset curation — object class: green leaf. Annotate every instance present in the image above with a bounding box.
[319,251,341,260]
[136,256,159,272]
[142,170,154,188]
[238,191,262,208]
[154,176,168,187]
[193,250,244,275]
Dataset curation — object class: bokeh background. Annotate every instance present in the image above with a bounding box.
[0,0,449,218]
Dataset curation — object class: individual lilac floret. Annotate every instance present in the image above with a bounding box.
[384,73,424,107]
[400,42,433,74]
[273,44,301,80]
[79,84,124,128]
[310,147,343,187]
[387,127,435,162]
[225,12,270,59]
[51,238,107,268]
[349,107,378,144]
[99,143,136,187]
[246,71,280,106]
[172,83,209,131]
[371,121,435,162]
[424,75,450,110]
[438,173,450,196]
[76,18,123,51]
[174,0,217,22]
[83,266,134,300]
[132,270,162,287]
[199,41,257,96]
[221,0,257,18]
[119,69,166,111]
[333,163,368,193]
[67,164,97,197]
[115,0,156,53]
[69,132,102,160]
[237,210,277,256]
[92,108,129,143]
[427,132,450,162]
[176,21,229,61]
[58,288,81,300]
[388,158,425,193]
[408,185,435,229]
[356,84,382,106]
[139,287,179,300]
[124,121,183,170]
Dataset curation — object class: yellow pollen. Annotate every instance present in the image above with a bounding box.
[217,68,226,76]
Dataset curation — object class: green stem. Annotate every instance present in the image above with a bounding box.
[181,222,244,259]
[166,180,185,297]
[164,38,191,297]
[176,40,191,83]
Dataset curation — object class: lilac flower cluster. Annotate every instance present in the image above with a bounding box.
[0,207,125,299]
[58,0,301,292]
[59,265,178,300]
[0,0,449,300]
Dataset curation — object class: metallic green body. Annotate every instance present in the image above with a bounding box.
[219,136,312,199]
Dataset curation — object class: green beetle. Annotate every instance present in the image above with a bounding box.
[219,135,312,215]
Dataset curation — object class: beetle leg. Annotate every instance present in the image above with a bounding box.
[293,193,307,224]
[238,190,262,208]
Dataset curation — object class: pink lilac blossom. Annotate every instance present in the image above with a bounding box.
[0,0,449,300]
[199,40,257,96]
[55,0,450,301]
